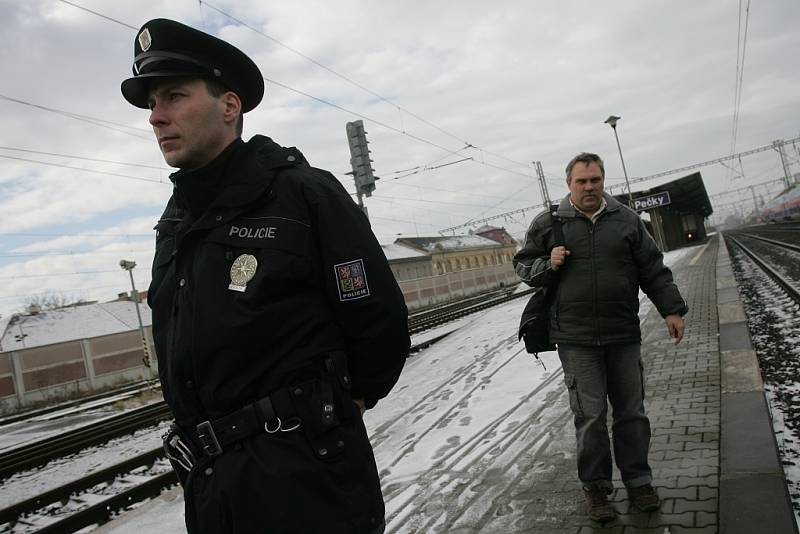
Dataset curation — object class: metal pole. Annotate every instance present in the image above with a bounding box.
[121,261,153,374]
[127,270,145,339]
[356,191,369,220]
[612,125,633,206]
[534,161,551,208]
[773,140,793,189]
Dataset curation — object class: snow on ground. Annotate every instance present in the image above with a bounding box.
[0,419,172,511]
[0,390,149,452]
[11,247,693,532]
[370,298,568,532]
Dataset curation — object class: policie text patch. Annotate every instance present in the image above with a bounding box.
[334,259,370,301]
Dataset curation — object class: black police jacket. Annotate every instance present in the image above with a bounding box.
[513,193,687,346]
[148,135,410,431]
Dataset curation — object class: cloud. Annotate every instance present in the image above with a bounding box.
[1,0,799,317]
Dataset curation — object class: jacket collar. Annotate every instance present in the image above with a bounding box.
[209,135,307,210]
[163,135,308,231]
[557,192,623,219]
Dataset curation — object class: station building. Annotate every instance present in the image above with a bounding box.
[396,232,516,276]
[614,171,714,251]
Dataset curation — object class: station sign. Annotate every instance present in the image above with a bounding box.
[631,191,671,212]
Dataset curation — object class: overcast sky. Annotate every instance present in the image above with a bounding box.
[1,0,799,318]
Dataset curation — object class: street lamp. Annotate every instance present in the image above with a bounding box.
[604,115,633,206]
[119,259,152,372]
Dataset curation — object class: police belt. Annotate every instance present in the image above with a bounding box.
[201,387,302,457]
[163,387,302,471]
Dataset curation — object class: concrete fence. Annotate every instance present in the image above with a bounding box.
[0,328,157,415]
[399,263,517,311]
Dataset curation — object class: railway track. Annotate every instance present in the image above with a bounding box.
[724,230,800,517]
[0,381,158,428]
[725,232,800,305]
[0,403,172,480]
[408,286,533,334]
[1,286,534,533]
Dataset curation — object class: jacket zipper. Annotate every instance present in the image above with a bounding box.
[588,220,601,345]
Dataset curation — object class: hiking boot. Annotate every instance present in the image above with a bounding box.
[583,485,616,523]
[628,483,660,512]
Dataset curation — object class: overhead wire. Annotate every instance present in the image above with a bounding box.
[0,269,121,280]
[0,284,128,301]
[0,154,169,184]
[58,0,138,30]
[384,157,473,181]
[0,248,153,259]
[52,0,534,180]
[199,0,532,170]
[368,195,496,210]
[259,76,532,178]
[0,94,152,140]
[377,180,520,201]
[0,232,153,238]
[0,146,169,171]
[728,0,751,182]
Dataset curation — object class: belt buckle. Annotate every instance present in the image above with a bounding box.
[162,431,196,471]
[196,420,223,456]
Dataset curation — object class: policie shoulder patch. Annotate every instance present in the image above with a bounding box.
[334,259,370,301]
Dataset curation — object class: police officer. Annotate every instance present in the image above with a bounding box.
[121,18,410,534]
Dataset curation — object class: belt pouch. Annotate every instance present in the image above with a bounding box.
[291,378,346,461]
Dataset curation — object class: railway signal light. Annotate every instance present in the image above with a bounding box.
[346,120,378,197]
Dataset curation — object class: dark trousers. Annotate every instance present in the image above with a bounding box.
[558,343,652,489]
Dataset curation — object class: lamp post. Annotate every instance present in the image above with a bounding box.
[604,115,633,207]
[604,116,668,250]
[119,259,152,373]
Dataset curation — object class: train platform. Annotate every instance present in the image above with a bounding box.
[96,235,797,534]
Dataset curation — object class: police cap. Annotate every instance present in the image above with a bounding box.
[121,18,264,113]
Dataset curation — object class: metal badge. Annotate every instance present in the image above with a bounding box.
[138,28,152,52]
[228,254,257,292]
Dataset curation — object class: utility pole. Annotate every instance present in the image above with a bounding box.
[748,186,759,217]
[533,161,551,209]
[773,139,793,189]
[119,259,153,377]
[346,120,378,218]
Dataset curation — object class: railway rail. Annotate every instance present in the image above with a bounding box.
[724,232,800,305]
[724,229,800,518]
[0,403,172,480]
[1,286,535,534]
[0,381,158,429]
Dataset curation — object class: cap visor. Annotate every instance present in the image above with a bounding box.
[121,70,200,109]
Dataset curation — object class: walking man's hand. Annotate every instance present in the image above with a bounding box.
[550,246,571,271]
[665,314,684,344]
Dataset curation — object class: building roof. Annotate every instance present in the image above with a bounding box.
[397,235,502,253]
[617,172,713,217]
[0,300,152,352]
[381,243,429,261]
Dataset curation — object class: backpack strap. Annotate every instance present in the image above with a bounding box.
[550,205,564,248]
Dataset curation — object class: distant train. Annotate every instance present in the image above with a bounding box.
[760,184,800,221]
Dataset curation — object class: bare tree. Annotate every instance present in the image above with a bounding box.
[21,293,88,313]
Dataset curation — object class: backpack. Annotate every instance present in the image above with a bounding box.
[518,207,564,357]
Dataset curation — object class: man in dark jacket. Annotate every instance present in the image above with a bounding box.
[513,152,687,523]
[120,18,409,534]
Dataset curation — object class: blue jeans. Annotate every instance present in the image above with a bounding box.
[558,343,652,489]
